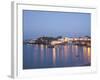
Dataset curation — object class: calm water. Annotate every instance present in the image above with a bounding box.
[23,44,91,69]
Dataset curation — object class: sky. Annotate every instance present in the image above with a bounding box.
[23,10,91,40]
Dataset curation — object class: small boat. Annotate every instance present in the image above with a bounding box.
[48,45,54,48]
[76,54,80,57]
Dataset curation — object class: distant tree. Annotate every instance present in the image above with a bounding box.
[84,36,91,38]
[57,36,62,39]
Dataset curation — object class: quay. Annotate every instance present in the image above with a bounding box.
[24,36,91,48]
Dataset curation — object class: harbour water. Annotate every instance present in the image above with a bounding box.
[23,44,91,69]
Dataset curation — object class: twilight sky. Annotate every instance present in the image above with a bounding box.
[23,10,91,40]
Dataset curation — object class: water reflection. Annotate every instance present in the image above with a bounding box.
[23,44,91,69]
[40,45,44,64]
[52,48,56,65]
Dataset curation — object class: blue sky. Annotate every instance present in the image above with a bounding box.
[23,10,91,40]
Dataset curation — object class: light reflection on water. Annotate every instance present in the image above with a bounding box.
[23,44,91,69]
